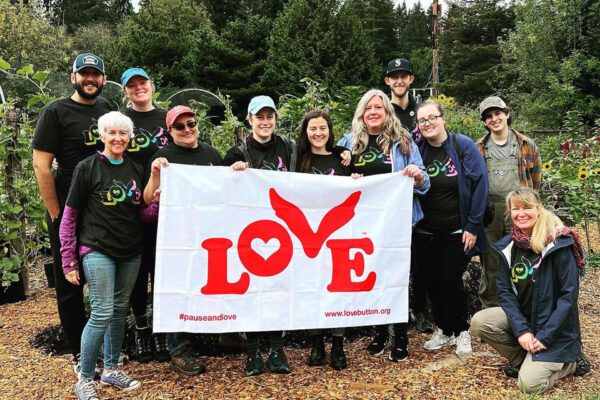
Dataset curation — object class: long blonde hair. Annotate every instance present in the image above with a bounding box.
[506,187,563,253]
[351,89,412,155]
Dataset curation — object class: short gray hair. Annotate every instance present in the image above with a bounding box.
[98,111,134,138]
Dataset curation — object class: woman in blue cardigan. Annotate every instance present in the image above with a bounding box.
[337,89,429,362]
[413,100,489,357]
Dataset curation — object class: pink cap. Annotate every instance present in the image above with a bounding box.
[166,106,195,128]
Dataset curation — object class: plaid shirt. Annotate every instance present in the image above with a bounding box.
[476,129,542,192]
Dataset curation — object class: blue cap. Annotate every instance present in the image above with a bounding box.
[121,68,150,87]
[72,53,105,74]
[248,95,277,114]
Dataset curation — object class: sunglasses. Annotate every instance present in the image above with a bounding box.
[170,120,197,131]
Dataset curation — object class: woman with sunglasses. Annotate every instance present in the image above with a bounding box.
[296,109,350,370]
[412,99,488,357]
[337,89,429,362]
[143,105,222,376]
[120,68,171,365]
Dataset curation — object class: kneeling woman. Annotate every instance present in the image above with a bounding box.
[60,111,158,400]
[471,187,587,393]
[296,110,350,369]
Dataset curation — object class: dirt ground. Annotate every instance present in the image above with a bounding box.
[1,245,599,399]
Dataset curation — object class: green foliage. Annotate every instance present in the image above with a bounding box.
[437,0,515,106]
[501,0,600,130]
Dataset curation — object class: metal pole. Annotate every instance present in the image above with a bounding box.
[432,0,441,97]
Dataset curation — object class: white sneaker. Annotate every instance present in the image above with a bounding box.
[424,328,455,351]
[455,330,472,356]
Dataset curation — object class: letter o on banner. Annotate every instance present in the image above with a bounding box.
[237,220,293,277]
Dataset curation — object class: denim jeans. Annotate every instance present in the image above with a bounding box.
[80,251,140,378]
[167,332,189,356]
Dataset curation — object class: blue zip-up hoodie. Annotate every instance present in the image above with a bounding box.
[415,131,489,255]
[337,133,430,226]
[494,234,581,363]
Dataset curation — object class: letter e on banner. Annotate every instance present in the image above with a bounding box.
[326,238,376,292]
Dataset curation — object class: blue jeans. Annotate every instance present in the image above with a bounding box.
[167,332,189,356]
[80,251,140,378]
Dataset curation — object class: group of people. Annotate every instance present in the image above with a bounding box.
[31,53,590,400]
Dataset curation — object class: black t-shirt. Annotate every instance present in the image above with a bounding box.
[223,135,292,171]
[146,142,223,183]
[306,153,350,176]
[122,107,171,172]
[350,134,392,176]
[32,97,112,194]
[417,143,461,233]
[392,95,417,132]
[66,153,145,261]
[510,246,541,323]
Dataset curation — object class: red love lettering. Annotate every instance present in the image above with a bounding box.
[326,238,376,292]
[201,238,250,294]
[269,188,361,258]
[237,220,293,277]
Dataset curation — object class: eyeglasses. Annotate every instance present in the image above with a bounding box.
[417,115,442,126]
[171,120,197,131]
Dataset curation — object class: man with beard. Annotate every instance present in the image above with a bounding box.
[385,58,417,132]
[33,53,112,375]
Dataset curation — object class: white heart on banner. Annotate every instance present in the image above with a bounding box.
[250,238,281,261]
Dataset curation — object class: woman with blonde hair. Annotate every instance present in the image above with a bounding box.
[338,89,429,362]
[471,187,589,393]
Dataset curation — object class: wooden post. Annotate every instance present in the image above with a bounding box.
[5,108,28,296]
[432,0,441,97]
[234,126,245,145]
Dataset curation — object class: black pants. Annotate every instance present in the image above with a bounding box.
[130,224,157,319]
[414,231,469,337]
[45,206,87,357]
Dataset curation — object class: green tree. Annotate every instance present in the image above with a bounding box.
[437,0,515,105]
[262,0,377,96]
[42,0,133,32]
[502,0,600,129]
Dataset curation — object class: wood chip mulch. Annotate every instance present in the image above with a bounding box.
[1,234,599,400]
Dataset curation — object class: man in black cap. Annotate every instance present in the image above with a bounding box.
[385,58,417,132]
[32,53,112,375]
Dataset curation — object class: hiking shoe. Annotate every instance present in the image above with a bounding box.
[171,350,206,376]
[424,328,455,351]
[245,349,264,376]
[75,378,99,400]
[267,347,291,374]
[100,370,141,391]
[307,335,325,366]
[574,351,591,376]
[153,333,171,362]
[331,337,347,370]
[135,327,154,363]
[455,330,473,357]
[366,332,391,356]
[504,363,520,378]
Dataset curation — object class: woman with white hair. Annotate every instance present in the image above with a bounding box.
[338,89,429,362]
[59,111,158,400]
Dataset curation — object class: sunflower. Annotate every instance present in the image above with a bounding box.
[579,165,588,173]
[332,102,338,110]
[542,162,552,171]
[583,158,590,165]
[578,171,589,180]
[446,97,455,106]
[437,94,447,102]
[462,117,474,125]
[593,168,600,176]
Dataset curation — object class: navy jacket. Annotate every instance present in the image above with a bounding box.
[415,131,489,255]
[494,235,581,363]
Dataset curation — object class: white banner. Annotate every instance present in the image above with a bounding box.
[153,164,413,333]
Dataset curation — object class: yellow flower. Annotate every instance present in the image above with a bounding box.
[279,108,287,116]
[332,102,338,110]
[582,158,590,165]
[593,168,600,176]
[579,165,588,173]
[578,171,589,180]
[446,97,455,106]
[542,162,551,171]
[462,118,474,125]
[446,124,451,130]
[437,94,447,102]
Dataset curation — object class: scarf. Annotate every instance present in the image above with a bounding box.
[511,225,586,275]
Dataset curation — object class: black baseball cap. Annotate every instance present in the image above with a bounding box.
[72,53,105,75]
[386,58,412,76]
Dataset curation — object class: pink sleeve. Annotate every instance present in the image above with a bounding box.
[140,200,159,224]
[59,206,79,274]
